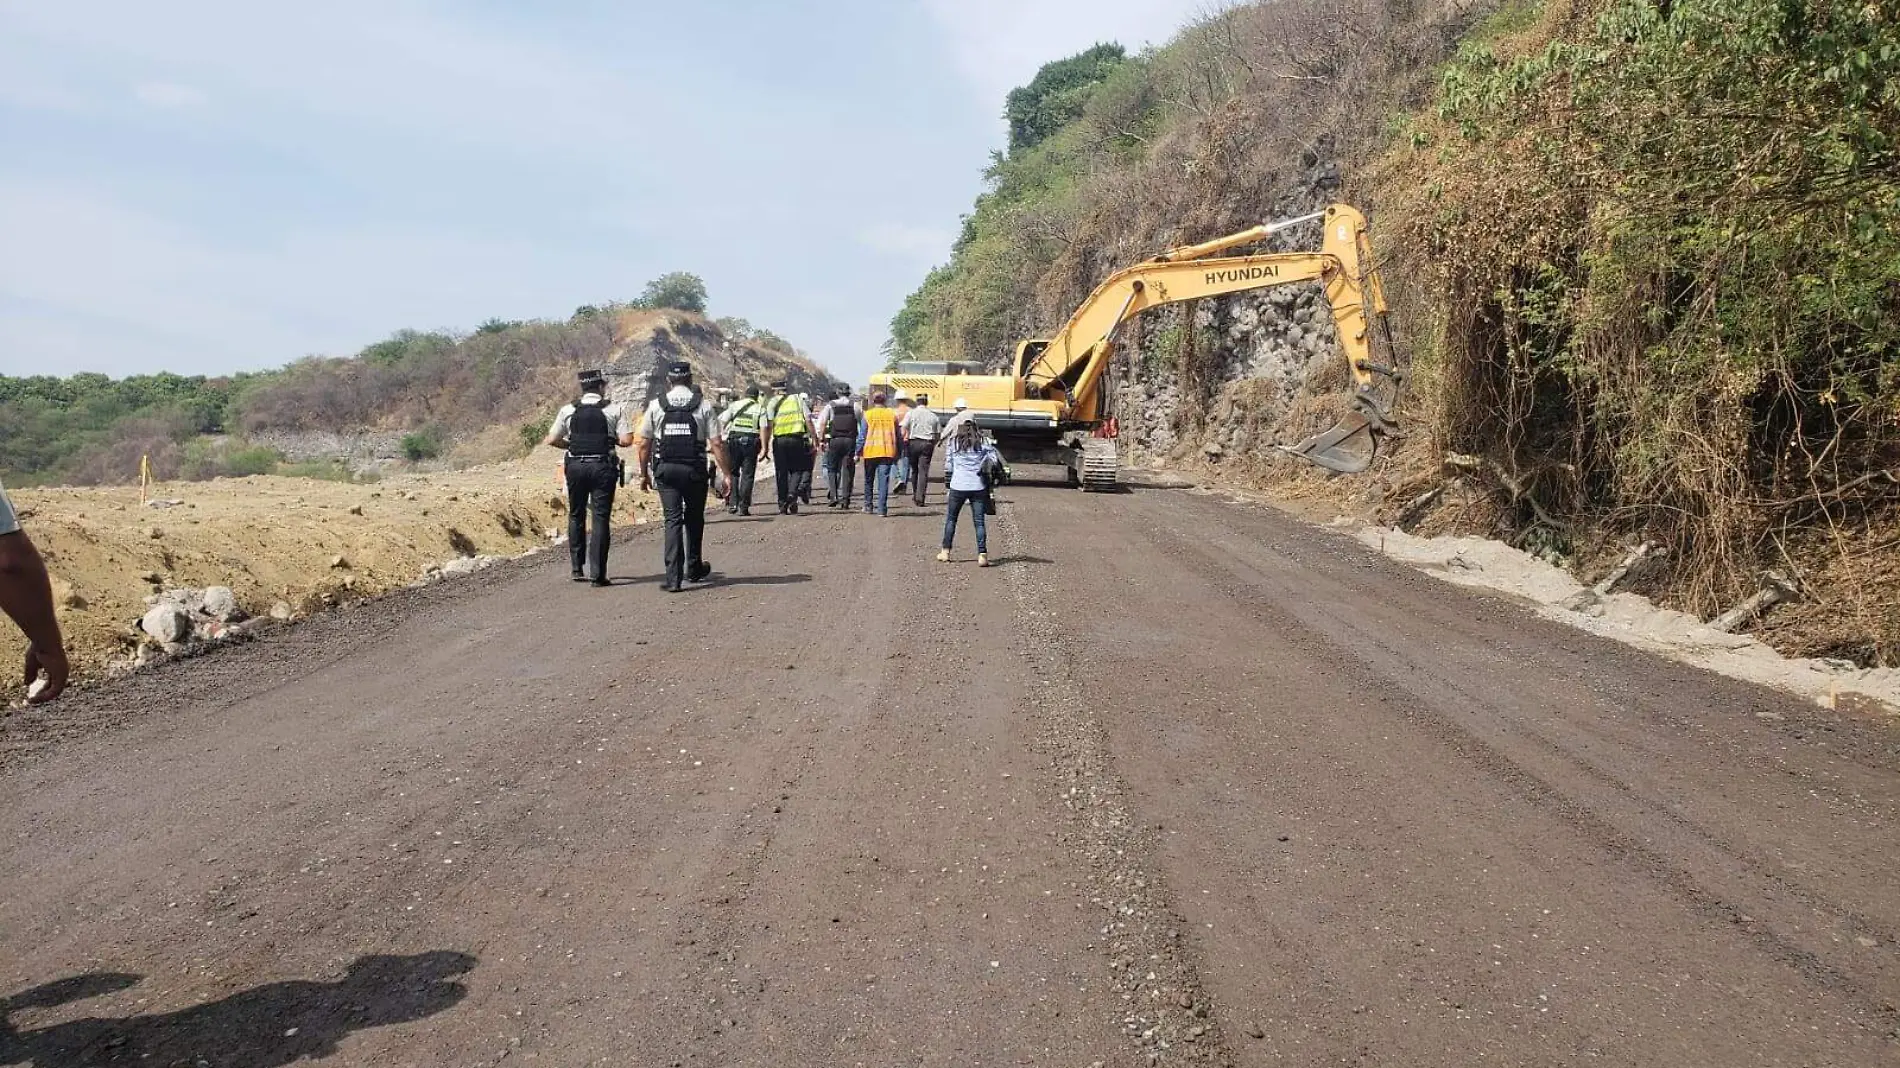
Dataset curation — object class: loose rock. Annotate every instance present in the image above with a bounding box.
[201,586,243,622]
[141,604,192,645]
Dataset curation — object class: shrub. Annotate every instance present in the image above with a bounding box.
[401,425,447,462]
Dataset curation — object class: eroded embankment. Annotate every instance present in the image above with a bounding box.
[4,457,659,702]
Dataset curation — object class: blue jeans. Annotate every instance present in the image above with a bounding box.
[941,488,987,553]
[896,450,911,486]
[863,458,893,514]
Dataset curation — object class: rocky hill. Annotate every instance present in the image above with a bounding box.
[887,0,1900,666]
[2,307,833,486]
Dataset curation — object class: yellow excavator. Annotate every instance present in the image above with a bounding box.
[871,203,1405,490]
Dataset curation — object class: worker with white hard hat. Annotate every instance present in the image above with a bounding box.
[941,396,976,442]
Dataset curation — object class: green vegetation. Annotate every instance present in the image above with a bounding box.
[3,269,813,486]
[1394,0,1900,653]
[401,424,448,462]
[635,271,709,314]
[1005,43,1128,152]
[0,372,267,486]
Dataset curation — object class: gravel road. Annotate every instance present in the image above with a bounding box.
[4,476,1896,1066]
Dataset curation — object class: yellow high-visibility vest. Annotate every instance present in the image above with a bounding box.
[862,407,898,459]
[769,395,808,437]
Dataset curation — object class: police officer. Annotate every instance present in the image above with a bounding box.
[545,369,633,587]
[636,361,731,592]
[820,385,863,509]
[719,384,765,516]
[763,380,817,514]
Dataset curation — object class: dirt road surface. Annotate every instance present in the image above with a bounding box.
[5,476,1898,1066]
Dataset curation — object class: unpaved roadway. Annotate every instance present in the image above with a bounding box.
[4,476,1898,1067]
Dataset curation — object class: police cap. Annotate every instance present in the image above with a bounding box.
[666,361,692,378]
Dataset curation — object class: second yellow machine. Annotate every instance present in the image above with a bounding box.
[872,203,1405,490]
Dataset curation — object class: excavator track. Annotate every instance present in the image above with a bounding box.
[1078,437,1119,492]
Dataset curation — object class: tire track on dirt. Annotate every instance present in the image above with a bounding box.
[1136,493,1900,1041]
[994,504,1235,1067]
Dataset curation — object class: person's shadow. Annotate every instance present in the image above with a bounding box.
[0,950,475,1067]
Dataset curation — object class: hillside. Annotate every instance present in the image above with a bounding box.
[2,300,833,487]
[886,0,1900,667]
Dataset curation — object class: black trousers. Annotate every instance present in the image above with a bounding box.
[564,456,618,580]
[772,437,811,510]
[825,438,856,506]
[906,440,936,506]
[654,460,709,585]
[726,434,760,513]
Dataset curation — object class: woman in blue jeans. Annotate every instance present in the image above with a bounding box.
[936,419,1000,566]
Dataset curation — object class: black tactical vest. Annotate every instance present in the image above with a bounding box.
[568,399,614,457]
[657,390,705,463]
[827,401,859,441]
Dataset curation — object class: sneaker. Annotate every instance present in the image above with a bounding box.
[936,549,951,563]
[689,561,713,583]
[660,580,681,593]
[977,553,991,568]
[590,578,613,588]
[570,571,587,582]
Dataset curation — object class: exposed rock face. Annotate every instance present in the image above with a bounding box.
[600,313,833,410]
[1118,281,1345,466]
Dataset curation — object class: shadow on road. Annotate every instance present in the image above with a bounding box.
[606,573,813,588]
[0,950,476,1067]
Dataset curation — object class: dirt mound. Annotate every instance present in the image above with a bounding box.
[4,459,659,702]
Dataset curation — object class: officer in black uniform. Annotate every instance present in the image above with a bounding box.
[544,369,633,587]
[821,386,861,509]
[636,361,732,592]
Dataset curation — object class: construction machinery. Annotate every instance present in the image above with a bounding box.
[871,203,1405,490]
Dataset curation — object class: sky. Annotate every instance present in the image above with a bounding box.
[0,0,1220,386]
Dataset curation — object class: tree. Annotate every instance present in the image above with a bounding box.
[714,316,754,341]
[1004,43,1127,153]
[638,272,709,314]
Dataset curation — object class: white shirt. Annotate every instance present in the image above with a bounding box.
[639,386,720,444]
[549,393,633,444]
[0,482,18,537]
[901,405,943,442]
[940,409,976,441]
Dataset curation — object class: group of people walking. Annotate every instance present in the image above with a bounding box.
[549,363,1005,591]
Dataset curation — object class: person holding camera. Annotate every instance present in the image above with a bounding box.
[934,418,1003,567]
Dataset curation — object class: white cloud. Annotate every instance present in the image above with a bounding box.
[920,0,1232,112]
[131,81,207,109]
[856,222,954,265]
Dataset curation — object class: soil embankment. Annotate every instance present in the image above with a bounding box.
[4,459,657,701]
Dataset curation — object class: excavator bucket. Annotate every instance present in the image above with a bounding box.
[1277,364,1406,475]
[1276,413,1382,474]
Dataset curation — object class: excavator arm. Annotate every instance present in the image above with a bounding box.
[1019,204,1404,474]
